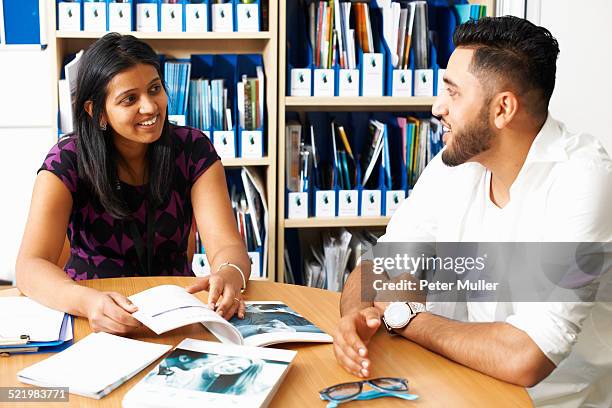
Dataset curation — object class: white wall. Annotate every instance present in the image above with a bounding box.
[538,0,612,154]
[0,49,55,282]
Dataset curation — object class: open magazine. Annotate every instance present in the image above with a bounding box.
[122,338,296,408]
[129,285,332,347]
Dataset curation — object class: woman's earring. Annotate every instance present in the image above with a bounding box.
[100,121,107,131]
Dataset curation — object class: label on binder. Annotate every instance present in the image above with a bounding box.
[338,69,359,97]
[212,3,234,32]
[168,115,186,126]
[240,130,263,159]
[288,192,308,219]
[338,190,358,217]
[84,2,107,32]
[58,3,82,32]
[392,69,413,97]
[290,69,312,97]
[437,69,446,97]
[109,3,132,32]
[192,253,211,277]
[361,53,384,96]
[315,190,336,217]
[213,130,236,158]
[385,190,406,217]
[236,3,259,32]
[361,190,382,216]
[248,252,262,278]
[414,69,434,97]
[137,3,159,32]
[313,69,334,97]
[186,4,208,32]
[161,3,183,32]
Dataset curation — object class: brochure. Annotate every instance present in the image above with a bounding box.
[122,338,296,408]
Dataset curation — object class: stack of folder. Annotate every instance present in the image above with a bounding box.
[285,111,444,219]
[0,297,73,356]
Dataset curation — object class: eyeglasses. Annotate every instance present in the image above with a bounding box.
[319,377,418,407]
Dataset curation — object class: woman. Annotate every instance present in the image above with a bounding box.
[15,33,248,334]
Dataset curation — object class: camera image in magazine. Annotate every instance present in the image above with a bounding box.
[229,301,333,346]
[122,339,296,408]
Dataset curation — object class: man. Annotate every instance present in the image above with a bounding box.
[333,16,612,408]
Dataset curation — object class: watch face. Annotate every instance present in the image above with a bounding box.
[384,302,411,328]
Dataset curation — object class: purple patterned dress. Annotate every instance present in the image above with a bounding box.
[39,126,220,280]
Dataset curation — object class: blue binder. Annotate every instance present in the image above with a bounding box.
[0,315,74,356]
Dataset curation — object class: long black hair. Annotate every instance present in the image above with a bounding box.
[73,32,174,219]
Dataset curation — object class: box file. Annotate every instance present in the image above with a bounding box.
[236,54,265,159]
[360,189,382,216]
[385,190,405,217]
[286,0,313,96]
[235,0,260,32]
[338,190,358,217]
[108,0,133,32]
[83,0,107,32]
[160,0,184,32]
[314,190,336,217]
[136,0,159,32]
[58,1,82,32]
[287,192,308,219]
[185,0,208,32]
[211,1,233,32]
[290,69,312,96]
[313,68,334,97]
[337,69,359,97]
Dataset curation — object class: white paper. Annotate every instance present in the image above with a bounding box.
[0,297,66,342]
[18,333,171,399]
[129,285,243,345]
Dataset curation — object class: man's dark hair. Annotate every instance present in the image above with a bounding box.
[453,16,560,118]
[74,33,174,219]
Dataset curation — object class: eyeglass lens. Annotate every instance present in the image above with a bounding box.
[326,382,362,400]
[370,377,409,392]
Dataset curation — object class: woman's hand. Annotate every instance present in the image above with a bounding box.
[84,290,143,335]
[186,268,246,320]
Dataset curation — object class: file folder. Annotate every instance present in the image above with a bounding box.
[160,0,185,32]
[185,0,209,32]
[83,0,107,31]
[236,54,265,159]
[235,0,260,32]
[0,313,74,356]
[211,0,233,32]
[136,0,160,32]
[57,0,83,32]
[108,0,133,32]
[286,0,313,96]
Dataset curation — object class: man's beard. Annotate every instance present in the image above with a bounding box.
[441,105,493,167]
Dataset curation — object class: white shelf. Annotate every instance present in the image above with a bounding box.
[285,96,436,111]
[221,157,270,167]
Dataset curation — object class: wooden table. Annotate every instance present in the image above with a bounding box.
[1,277,532,407]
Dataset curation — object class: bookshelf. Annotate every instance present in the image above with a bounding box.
[276,0,496,283]
[45,1,278,281]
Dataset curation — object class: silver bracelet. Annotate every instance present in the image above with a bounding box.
[216,262,247,294]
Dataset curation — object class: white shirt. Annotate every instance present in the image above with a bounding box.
[379,115,612,407]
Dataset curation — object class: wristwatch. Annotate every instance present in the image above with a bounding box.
[382,302,426,333]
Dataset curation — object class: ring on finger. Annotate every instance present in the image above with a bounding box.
[233,297,240,304]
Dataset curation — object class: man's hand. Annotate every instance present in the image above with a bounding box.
[332,307,381,378]
[84,291,143,335]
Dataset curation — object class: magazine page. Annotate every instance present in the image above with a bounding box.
[122,338,296,408]
[229,301,333,347]
[129,285,242,344]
